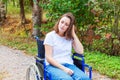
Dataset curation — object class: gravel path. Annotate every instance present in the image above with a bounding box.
[0,45,114,80]
[0,45,35,80]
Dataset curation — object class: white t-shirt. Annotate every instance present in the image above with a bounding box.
[44,31,73,65]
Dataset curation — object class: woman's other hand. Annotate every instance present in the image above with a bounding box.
[63,67,74,75]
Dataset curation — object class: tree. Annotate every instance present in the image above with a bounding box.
[32,0,42,37]
[19,0,26,24]
[0,1,6,24]
[29,0,33,7]
[112,0,120,36]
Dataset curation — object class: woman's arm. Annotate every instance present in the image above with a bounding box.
[72,25,84,54]
[44,44,74,75]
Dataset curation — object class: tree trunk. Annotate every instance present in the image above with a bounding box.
[111,1,120,56]
[12,0,15,6]
[19,0,26,24]
[32,0,42,37]
[112,1,120,35]
[29,0,33,7]
[0,2,6,23]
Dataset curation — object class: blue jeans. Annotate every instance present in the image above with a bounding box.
[45,63,90,80]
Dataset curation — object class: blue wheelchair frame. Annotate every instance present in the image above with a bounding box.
[34,36,92,80]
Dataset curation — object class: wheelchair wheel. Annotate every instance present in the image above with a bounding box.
[26,63,43,80]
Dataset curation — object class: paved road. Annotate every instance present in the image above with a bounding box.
[0,45,114,80]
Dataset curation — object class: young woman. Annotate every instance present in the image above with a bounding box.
[44,12,90,80]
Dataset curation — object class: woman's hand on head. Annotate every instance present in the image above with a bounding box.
[63,67,74,75]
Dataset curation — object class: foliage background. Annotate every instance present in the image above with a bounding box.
[40,0,120,56]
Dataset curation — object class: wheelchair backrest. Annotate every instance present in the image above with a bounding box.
[36,39,45,59]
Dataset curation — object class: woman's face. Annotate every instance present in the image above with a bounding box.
[58,16,70,35]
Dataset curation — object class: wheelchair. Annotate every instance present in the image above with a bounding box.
[26,36,92,80]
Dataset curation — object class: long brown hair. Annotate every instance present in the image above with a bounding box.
[54,12,75,40]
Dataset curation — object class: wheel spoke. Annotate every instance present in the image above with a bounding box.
[26,63,43,80]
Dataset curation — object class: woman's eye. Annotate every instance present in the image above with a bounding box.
[65,23,69,26]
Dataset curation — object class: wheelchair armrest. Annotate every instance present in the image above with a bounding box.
[84,64,92,80]
[72,53,84,62]
[72,53,84,58]
[72,53,85,71]
[35,56,44,64]
[72,53,92,79]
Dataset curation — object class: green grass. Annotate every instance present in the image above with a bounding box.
[7,4,20,15]
[85,51,120,79]
[0,32,37,56]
